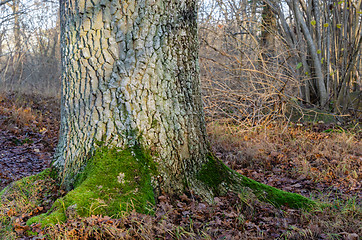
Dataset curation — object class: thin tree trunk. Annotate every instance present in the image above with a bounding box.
[325,0,331,96]
[10,0,21,83]
[260,2,276,60]
[313,0,322,58]
[295,17,312,103]
[290,0,328,107]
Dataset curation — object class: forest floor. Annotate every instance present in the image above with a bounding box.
[0,92,361,240]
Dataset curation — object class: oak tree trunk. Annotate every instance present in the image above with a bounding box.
[54,0,214,200]
[51,0,314,214]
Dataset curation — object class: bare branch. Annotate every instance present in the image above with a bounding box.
[0,0,12,7]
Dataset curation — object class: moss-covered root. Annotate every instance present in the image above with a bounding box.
[0,169,53,198]
[197,154,316,210]
[236,174,315,209]
[27,147,155,227]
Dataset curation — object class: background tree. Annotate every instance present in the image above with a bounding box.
[1,0,360,122]
[260,1,277,60]
[264,0,361,111]
[0,0,60,94]
[0,0,22,85]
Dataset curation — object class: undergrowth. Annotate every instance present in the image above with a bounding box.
[0,94,360,239]
[207,121,361,195]
[0,169,61,239]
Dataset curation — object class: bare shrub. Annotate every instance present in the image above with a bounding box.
[199,1,303,126]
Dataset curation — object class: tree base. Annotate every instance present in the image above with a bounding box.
[2,148,315,229]
[27,147,156,227]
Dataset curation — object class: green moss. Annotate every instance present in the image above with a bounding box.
[197,154,315,209]
[0,185,8,197]
[27,146,156,227]
[49,167,59,180]
[26,210,66,226]
[0,168,59,237]
[151,119,158,128]
[238,174,315,209]
[197,153,235,194]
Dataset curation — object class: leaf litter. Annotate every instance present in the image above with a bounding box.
[0,93,360,239]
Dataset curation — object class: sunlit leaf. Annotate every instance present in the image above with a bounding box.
[317,49,321,54]
[296,62,303,70]
[311,20,316,26]
[324,23,329,27]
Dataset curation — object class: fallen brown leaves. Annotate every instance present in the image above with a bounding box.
[0,93,361,239]
[0,92,59,190]
[33,192,307,239]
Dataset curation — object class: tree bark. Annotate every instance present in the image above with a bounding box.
[290,0,328,107]
[260,2,276,55]
[55,0,214,200]
[51,0,314,215]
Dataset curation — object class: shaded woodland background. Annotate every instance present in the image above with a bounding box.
[0,0,361,124]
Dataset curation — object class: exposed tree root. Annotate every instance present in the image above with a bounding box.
[197,153,316,209]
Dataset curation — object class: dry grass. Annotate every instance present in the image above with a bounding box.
[0,106,39,130]
[207,121,361,191]
[0,170,60,239]
[206,121,361,239]
[0,91,60,134]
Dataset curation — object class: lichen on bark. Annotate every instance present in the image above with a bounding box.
[55,0,209,198]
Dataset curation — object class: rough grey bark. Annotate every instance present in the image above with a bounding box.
[54,0,213,199]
